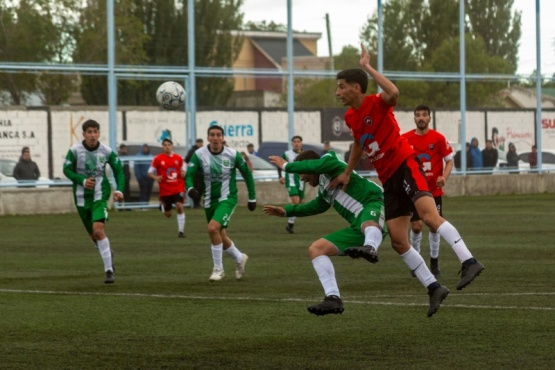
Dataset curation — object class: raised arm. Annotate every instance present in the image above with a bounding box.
[359,43,399,106]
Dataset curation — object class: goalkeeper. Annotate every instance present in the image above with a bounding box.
[264,150,449,317]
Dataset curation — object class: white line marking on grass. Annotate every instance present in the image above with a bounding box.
[1,289,554,311]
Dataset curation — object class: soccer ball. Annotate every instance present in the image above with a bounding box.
[156,81,186,110]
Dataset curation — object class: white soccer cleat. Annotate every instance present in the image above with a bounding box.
[235,253,249,280]
[209,267,225,282]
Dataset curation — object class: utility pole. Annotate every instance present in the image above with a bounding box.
[325,13,334,71]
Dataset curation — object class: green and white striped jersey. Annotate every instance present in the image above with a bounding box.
[63,141,125,207]
[186,146,256,207]
[282,149,304,191]
[283,151,383,226]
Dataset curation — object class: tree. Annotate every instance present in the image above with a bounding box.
[358,0,520,108]
[0,0,68,105]
[72,0,243,107]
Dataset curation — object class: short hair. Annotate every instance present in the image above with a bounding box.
[336,68,368,94]
[119,143,127,149]
[208,125,224,136]
[247,143,254,148]
[414,104,431,115]
[532,145,537,149]
[21,146,30,154]
[82,119,100,132]
[162,138,173,145]
[195,138,204,144]
[295,150,321,162]
[291,135,303,142]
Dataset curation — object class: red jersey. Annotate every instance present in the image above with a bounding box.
[344,94,414,184]
[150,152,185,197]
[401,129,454,196]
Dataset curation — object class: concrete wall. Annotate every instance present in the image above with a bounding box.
[3,173,552,216]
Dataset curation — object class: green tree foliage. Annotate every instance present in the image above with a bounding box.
[357,0,520,108]
[0,0,69,105]
[72,0,243,107]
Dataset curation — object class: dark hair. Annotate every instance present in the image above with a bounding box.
[291,135,303,142]
[247,143,254,148]
[21,146,30,154]
[162,138,173,145]
[414,104,431,115]
[82,119,100,132]
[195,138,203,143]
[532,145,537,149]
[208,125,224,136]
[336,68,368,94]
[295,150,321,162]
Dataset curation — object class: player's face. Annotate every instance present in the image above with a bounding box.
[414,110,431,130]
[162,141,173,154]
[292,138,302,152]
[83,127,100,147]
[335,79,358,106]
[300,173,318,187]
[208,129,224,151]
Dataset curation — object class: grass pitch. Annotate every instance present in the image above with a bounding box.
[1,194,554,369]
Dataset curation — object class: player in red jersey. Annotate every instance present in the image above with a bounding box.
[401,105,454,278]
[148,138,186,238]
[331,45,484,315]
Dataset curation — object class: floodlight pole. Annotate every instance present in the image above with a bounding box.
[286,0,294,147]
[107,0,117,149]
[535,0,542,171]
[459,0,467,174]
[188,0,197,147]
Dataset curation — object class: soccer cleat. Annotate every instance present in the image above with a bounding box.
[209,268,225,282]
[430,257,441,278]
[457,260,484,290]
[427,285,449,317]
[286,223,295,234]
[235,253,249,280]
[104,270,115,284]
[307,295,344,316]
[344,245,379,264]
[178,231,185,238]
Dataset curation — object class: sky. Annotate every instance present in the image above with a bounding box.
[241,0,555,77]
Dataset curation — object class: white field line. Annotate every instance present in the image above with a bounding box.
[1,288,554,311]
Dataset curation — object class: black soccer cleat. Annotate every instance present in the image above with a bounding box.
[178,231,185,238]
[345,245,379,264]
[285,223,295,234]
[307,295,344,316]
[457,260,484,290]
[430,257,441,278]
[427,285,449,317]
[104,270,115,284]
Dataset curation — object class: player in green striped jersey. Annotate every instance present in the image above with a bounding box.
[63,119,125,284]
[265,150,449,317]
[186,125,257,282]
[279,136,304,233]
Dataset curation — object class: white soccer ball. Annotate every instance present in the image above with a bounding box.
[156,81,186,110]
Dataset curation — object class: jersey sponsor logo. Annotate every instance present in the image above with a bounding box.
[359,133,381,158]
[166,167,179,181]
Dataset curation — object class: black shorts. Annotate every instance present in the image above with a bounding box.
[160,193,185,212]
[410,196,443,222]
[383,155,432,221]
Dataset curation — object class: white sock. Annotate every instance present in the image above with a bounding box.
[96,238,113,272]
[211,243,223,269]
[410,230,422,253]
[437,221,473,262]
[363,226,383,251]
[400,247,436,288]
[288,216,296,224]
[429,231,440,258]
[177,213,185,232]
[312,255,340,297]
[224,242,244,263]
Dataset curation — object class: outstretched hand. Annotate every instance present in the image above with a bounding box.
[263,205,286,217]
[269,156,287,170]
[328,172,351,191]
[359,43,371,68]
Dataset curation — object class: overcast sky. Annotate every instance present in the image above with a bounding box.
[241,0,555,77]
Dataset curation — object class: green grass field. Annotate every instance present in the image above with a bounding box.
[1,194,554,369]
